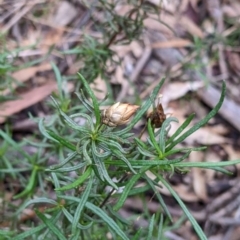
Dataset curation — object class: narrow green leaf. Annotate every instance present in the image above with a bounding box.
[70,230,81,240]
[75,90,94,113]
[55,167,92,191]
[91,141,110,159]
[157,214,164,240]
[107,206,130,225]
[49,162,86,173]
[13,223,45,240]
[35,209,67,240]
[147,214,155,240]
[206,166,232,175]
[166,113,195,146]
[91,154,105,182]
[0,130,29,159]
[163,146,207,158]
[105,151,191,167]
[13,211,61,240]
[156,175,207,240]
[51,172,60,189]
[147,119,162,156]
[132,229,142,240]
[145,176,172,222]
[82,140,92,164]
[98,136,127,154]
[174,159,240,168]
[77,73,101,126]
[48,152,78,170]
[94,154,118,190]
[51,97,89,133]
[70,112,94,131]
[166,81,226,151]
[137,146,155,158]
[13,167,38,199]
[112,149,136,174]
[38,118,59,143]
[86,202,129,240]
[51,62,63,100]
[128,185,150,196]
[72,175,93,233]
[62,208,92,230]
[113,166,149,211]
[47,130,76,151]
[159,117,178,154]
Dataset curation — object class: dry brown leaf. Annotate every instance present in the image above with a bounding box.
[1,63,52,96]
[130,41,143,58]
[111,45,132,58]
[146,171,199,202]
[190,151,208,201]
[204,150,221,181]
[222,4,239,18]
[162,81,204,103]
[51,1,77,27]
[144,14,175,36]
[113,65,125,85]
[41,29,64,48]
[223,145,240,171]
[151,39,192,48]
[180,16,204,38]
[12,63,51,82]
[185,127,229,145]
[90,76,108,100]
[197,84,240,132]
[168,119,228,145]
[226,52,240,76]
[0,81,74,124]
[209,124,229,135]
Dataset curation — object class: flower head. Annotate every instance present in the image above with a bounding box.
[101,102,139,127]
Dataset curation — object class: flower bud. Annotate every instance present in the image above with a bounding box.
[101,102,139,127]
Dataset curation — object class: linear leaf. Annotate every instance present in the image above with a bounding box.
[86,202,129,240]
[35,210,67,240]
[166,81,226,151]
[77,73,101,126]
[55,167,92,191]
[156,175,207,240]
[147,214,155,240]
[72,175,93,233]
[113,166,149,211]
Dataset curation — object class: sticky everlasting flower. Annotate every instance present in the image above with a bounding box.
[101,102,139,127]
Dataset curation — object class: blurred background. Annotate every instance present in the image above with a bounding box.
[1,0,240,239]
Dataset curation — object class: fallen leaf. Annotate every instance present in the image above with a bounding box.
[51,1,77,27]
[185,127,229,145]
[180,16,204,38]
[2,63,52,96]
[90,76,108,100]
[146,170,199,202]
[0,81,74,124]
[151,39,193,48]
[204,150,221,181]
[162,81,204,103]
[190,151,208,201]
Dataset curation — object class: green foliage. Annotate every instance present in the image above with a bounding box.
[62,0,154,84]
[0,34,48,103]
[1,2,240,240]
[1,73,238,240]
